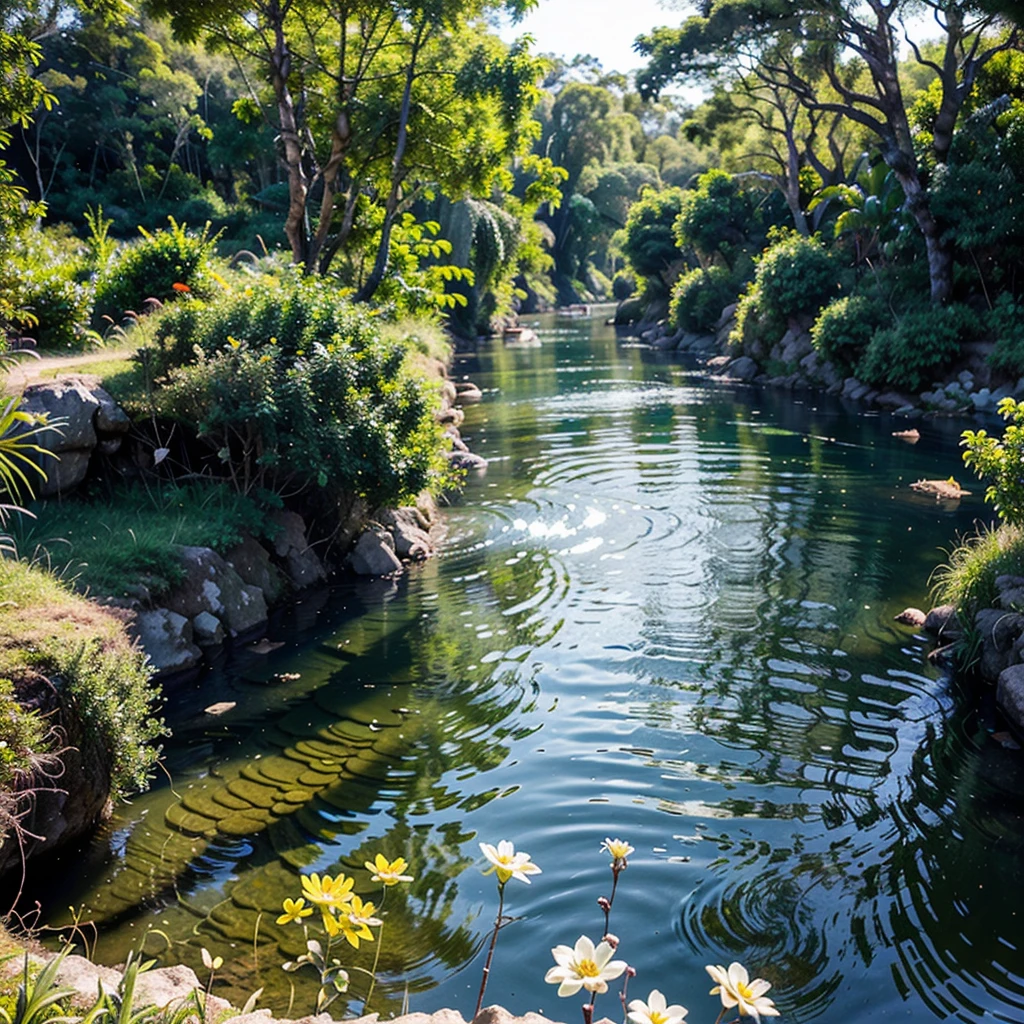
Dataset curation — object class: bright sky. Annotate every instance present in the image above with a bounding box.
[497,0,682,76]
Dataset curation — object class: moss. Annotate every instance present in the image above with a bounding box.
[0,559,163,799]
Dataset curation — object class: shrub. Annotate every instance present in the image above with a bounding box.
[811,294,887,374]
[755,231,837,326]
[93,217,222,325]
[18,268,94,351]
[987,294,1024,376]
[612,270,636,301]
[931,521,1024,620]
[150,283,450,507]
[856,302,977,392]
[674,169,757,267]
[670,265,742,334]
[620,186,685,293]
[962,397,1024,525]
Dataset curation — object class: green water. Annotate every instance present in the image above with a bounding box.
[30,313,1024,1022]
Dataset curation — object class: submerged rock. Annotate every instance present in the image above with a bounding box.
[130,608,202,674]
[894,607,927,627]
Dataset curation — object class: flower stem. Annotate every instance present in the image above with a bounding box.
[582,1001,594,1024]
[474,883,506,1020]
[364,887,387,1012]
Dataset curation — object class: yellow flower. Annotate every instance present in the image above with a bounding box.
[365,853,414,886]
[276,897,313,925]
[600,837,634,867]
[301,872,355,911]
[335,895,382,949]
[706,963,779,1018]
[480,840,541,885]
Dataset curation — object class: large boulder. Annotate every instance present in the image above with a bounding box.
[348,528,403,576]
[976,608,1024,682]
[924,604,961,639]
[998,663,1024,734]
[723,356,759,382]
[380,507,434,560]
[268,510,328,589]
[130,608,202,674]
[161,546,268,638]
[226,535,286,606]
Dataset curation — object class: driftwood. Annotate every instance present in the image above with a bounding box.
[910,478,971,499]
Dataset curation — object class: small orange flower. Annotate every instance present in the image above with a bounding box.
[172,282,191,293]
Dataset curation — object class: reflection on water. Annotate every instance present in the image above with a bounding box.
[24,314,1024,1022]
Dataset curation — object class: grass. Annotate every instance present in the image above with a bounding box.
[17,481,271,599]
[930,520,1024,617]
[0,557,162,798]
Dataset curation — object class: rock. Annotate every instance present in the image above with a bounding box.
[924,604,961,638]
[976,608,1024,681]
[894,607,927,627]
[162,547,268,637]
[691,333,718,353]
[40,449,93,496]
[267,510,328,590]
[724,356,758,381]
[780,329,813,364]
[971,388,993,411]
[998,664,1024,734]
[97,437,122,455]
[135,965,231,1016]
[437,405,465,427]
[348,528,403,576]
[192,610,225,647]
[892,429,920,442]
[706,355,731,372]
[20,379,99,449]
[876,391,914,410]
[390,516,433,560]
[130,608,202,674]
[54,955,122,1005]
[996,574,1024,610]
[992,384,1014,404]
[959,370,975,387]
[447,450,488,471]
[454,382,483,404]
[226,535,286,606]
[910,479,970,499]
[445,428,469,452]
[93,387,131,434]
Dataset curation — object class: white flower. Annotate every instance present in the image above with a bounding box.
[480,840,541,884]
[706,962,779,1019]
[627,989,687,1024]
[600,837,634,866]
[545,934,627,997]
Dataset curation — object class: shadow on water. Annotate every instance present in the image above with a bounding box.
[18,313,1024,1023]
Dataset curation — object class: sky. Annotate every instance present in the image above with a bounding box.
[496,0,682,76]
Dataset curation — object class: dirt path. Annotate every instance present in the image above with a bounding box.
[4,348,134,389]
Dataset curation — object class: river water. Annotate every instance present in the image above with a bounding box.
[30,312,1024,1023]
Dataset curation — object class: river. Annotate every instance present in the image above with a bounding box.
[28,311,1024,1023]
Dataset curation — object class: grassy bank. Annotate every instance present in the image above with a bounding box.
[0,558,162,803]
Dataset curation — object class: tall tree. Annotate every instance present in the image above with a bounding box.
[148,0,544,297]
[636,0,1018,303]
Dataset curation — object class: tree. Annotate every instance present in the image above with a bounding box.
[636,0,1019,304]
[149,0,545,299]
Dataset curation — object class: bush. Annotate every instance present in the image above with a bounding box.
[962,397,1024,525]
[612,270,636,301]
[811,294,887,374]
[987,294,1024,376]
[150,282,450,507]
[755,231,837,326]
[856,302,976,392]
[93,217,222,325]
[674,169,757,266]
[620,187,685,293]
[931,521,1024,620]
[670,265,742,334]
[0,559,162,798]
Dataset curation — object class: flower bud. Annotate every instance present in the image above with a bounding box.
[597,896,611,911]
[626,965,637,978]
[602,932,620,949]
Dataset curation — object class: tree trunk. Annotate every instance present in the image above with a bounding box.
[268,3,309,268]
[355,21,424,303]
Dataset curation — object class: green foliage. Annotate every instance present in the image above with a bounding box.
[0,679,48,791]
[810,294,886,374]
[93,217,222,325]
[674,169,756,267]
[670,265,743,333]
[857,303,977,392]
[753,230,837,325]
[21,482,270,598]
[987,294,1024,376]
[0,559,162,798]
[962,397,1024,525]
[931,521,1024,620]
[149,282,448,506]
[620,186,685,293]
